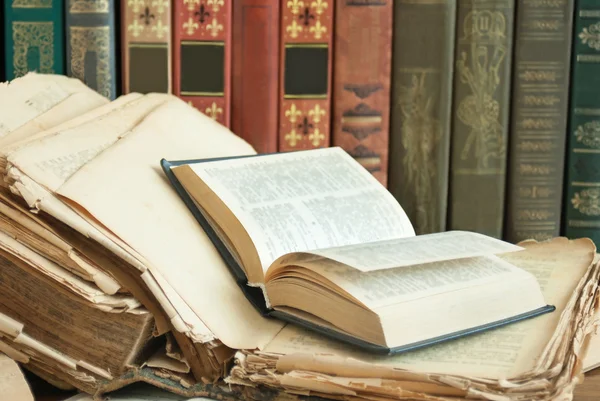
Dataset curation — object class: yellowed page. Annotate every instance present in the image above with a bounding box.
[25,99,284,350]
[184,147,415,273]
[262,238,595,379]
[583,308,600,372]
[0,353,33,401]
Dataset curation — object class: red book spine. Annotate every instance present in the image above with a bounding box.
[173,0,232,127]
[278,0,334,152]
[332,0,392,186]
[232,0,280,153]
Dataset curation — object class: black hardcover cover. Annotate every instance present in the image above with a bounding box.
[160,157,555,355]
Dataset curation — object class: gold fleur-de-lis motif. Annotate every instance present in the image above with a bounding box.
[285,129,303,147]
[287,0,305,14]
[308,104,325,123]
[206,17,223,37]
[310,20,326,39]
[205,102,223,120]
[184,0,199,11]
[310,0,327,15]
[128,0,146,13]
[309,128,325,147]
[207,0,224,13]
[151,0,168,14]
[286,20,303,38]
[128,19,145,37]
[285,104,302,123]
[152,20,169,38]
[183,17,199,35]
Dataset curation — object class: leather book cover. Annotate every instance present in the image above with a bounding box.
[278,0,334,152]
[66,0,117,100]
[121,0,171,94]
[564,0,600,247]
[387,0,456,235]
[448,0,515,238]
[504,0,575,243]
[173,0,232,127]
[231,0,280,153]
[3,0,65,80]
[332,0,392,186]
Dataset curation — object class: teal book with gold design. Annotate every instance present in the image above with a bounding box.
[65,0,117,100]
[564,0,600,246]
[3,0,65,80]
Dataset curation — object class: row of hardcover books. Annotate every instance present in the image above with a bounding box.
[2,0,600,249]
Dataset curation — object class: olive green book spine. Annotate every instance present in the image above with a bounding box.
[564,0,600,246]
[448,0,515,238]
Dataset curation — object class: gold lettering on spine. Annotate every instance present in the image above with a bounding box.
[12,0,51,8]
[12,22,54,77]
[69,26,112,98]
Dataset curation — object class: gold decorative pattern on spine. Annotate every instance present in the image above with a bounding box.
[12,22,54,77]
[580,22,600,50]
[575,121,600,148]
[398,72,442,233]
[182,0,223,37]
[69,0,109,13]
[205,102,223,120]
[572,188,600,216]
[69,26,112,98]
[127,0,169,39]
[285,0,328,40]
[456,10,508,171]
[284,104,303,147]
[12,0,51,8]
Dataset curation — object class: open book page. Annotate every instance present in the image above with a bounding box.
[0,353,33,401]
[292,255,532,310]
[583,308,600,372]
[6,93,169,192]
[262,238,595,379]
[53,100,285,350]
[184,147,415,273]
[279,231,522,273]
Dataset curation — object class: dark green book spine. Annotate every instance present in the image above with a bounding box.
[3,0,65,80]
[564,0,600,245]
[448,0,516,238]
[66,0,117,100]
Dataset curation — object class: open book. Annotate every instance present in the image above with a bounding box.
[161,147,554,353]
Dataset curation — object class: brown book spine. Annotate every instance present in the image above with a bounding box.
[505,0,574,243]
[278,0,334,152]
[332,0,392,186]
[388,0,456,234]
[121,0,172,94]
[448,0,515,238]
[231,0,280,153]
[173,0,232,127]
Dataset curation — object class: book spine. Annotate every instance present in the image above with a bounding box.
[505,0,574,243]
[121,0,172,94]
[3,0,64,80]
[563,0,600,246]
[278,0,334,152]
[448,0,515,238]
[231,0,279,152]
[65,0,117,100]
[331,0,392,186]
[388,0,456,235]
[173,0,232,127]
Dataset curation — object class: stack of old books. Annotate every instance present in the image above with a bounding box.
[0,73,599,401]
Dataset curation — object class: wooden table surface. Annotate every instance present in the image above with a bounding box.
[32,369,600,400]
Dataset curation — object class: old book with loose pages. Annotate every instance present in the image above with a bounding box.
[161,147,555,353]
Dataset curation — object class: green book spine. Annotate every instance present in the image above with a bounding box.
[564,0,600,245]
[3,0,64,80]
[448,0,516,238]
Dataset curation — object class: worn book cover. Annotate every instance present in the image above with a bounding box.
[564,0,600,247]
[388,0,456,234]
[66,0,117,100]
[504,0,574,243]
[3,0,64,80]
[448,0,515,238]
